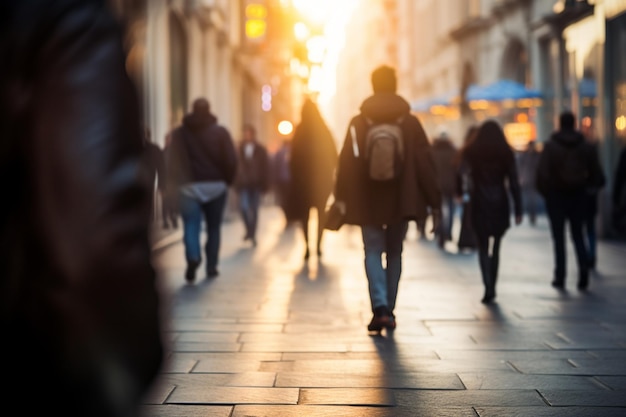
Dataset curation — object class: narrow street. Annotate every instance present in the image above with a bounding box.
[141,204,626,416]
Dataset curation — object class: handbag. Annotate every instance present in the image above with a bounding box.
[324,201,345,231]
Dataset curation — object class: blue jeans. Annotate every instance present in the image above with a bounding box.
[361,222,408,313]
[179,191,227,272]
[238,188,261,240]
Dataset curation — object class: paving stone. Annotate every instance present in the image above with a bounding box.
[394,389,545,407]
[166,386,299,405]
[170,342,241,352]
[275,372,464,389]
[299,388,395,406]
[241,342,350,352]
[512,358,626,376]
[193,358,266,373]
[458,372,606,390]
[232,405,476,417]
[435,349,594,361]
[475,406,626,417]
[280,350,439,361]
[594,376,626,390]
[140,405,232,417]
[173,332,240,343]
[159,372,276,387]
[539,390,626,406]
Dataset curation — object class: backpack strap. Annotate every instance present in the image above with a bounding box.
[350,124,359,158]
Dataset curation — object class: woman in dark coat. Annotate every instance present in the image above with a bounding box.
[289,99,338,259]
[461,120,522,303]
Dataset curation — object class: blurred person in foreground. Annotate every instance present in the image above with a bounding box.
[0,1,163,416]
[459,120,522,304]
[290,98,338,259]
[536,111,605,291]
[167,98,238,282]
[333,65,441,333]
[234,124,270,247]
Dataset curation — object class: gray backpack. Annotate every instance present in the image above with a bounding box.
[364,117,405,181]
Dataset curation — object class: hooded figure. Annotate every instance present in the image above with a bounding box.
[289,98,338,259]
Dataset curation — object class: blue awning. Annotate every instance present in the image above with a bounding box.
[411,80,543,112]
[579,78,596,98]
[466,80,542,101]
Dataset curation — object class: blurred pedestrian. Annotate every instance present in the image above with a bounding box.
[333,65,441,332]
[460,120,522,303]
[431,129,458,249]
[455,125,479,252]
[517,140,541,225]
[536,111,605,291]
[290,98,338,259]
[613,146,626,234]
[272,137,295,225]
[234,124,270,247]
[167,98,238,282]
[580,121,606,269]
[0,1,163,416]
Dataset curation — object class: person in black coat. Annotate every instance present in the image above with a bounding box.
[289,98,338,259]
[0,1,163,415]
[461,120,522,303]
[536,111,605,291]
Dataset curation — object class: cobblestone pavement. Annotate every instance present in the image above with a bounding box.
[141,205,626,417]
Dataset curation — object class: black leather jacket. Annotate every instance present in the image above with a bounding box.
[0,1,163,415]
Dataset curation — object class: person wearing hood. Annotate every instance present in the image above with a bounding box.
[167,98,238,282]
[536,111,604,291]
[334,65,442,333]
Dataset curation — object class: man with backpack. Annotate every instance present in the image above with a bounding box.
[536,111,605,291]
[333,65,442,333]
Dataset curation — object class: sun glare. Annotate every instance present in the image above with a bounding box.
[291,0,360,108]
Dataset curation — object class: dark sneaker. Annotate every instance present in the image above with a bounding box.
[185,260,200,283]
[367,306,392,332]
[551,279,565,290]
[367,315,392,332]
[207,268,219,278]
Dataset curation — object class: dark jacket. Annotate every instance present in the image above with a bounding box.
[536,129,605,196]
[289,100,338,214]
[234,141,270,192]
[431,136,458,198]
[462,121,522,238]
[0,1,163,415]
[335,93,442,225]
[168,112,238,188]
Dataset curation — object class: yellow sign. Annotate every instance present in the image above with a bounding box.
[245,4,267,40]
